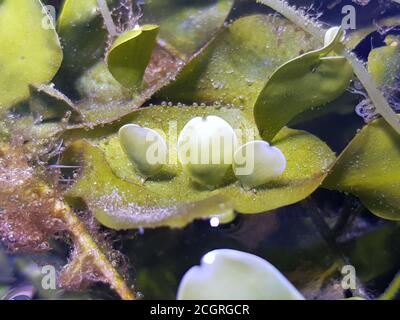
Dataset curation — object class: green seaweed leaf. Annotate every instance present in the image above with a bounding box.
[72,47,182,124]
[63,139,234,230]
[254,27,353,141]
[0,0,62,112]
[59,0,233,125]
[368,35,400,87]
[257,0,400,136]
[62,105,335,229]
[323,118,400,221]
[29,84,81,121]
[57,0,110,79]
[159,15,321,117]
[142,0,234,58]
[58,0,233,82]
[74,61,135,123]
[106,25,159,89]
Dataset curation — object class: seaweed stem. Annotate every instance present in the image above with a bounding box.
[53,194,135,300]
[301,198,347,264]
[97,0,119,37]
[257,0,324,38]
[379,271,400,300]
[301,198,367,299]
[257,0,400,135]
[344,51,400,134]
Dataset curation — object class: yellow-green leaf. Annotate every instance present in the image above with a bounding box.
[158,15,321,118]
[254,27,353,141]
[29,84,81,121]
[368,35,400,87]
[74,61,134,123]
[57,0,109,79]
[62,105,336,229]
[63,140,234,230]
[323,118,400,221]
[0,0,62,112]
[142,0,234,58]
[106,25,159,89]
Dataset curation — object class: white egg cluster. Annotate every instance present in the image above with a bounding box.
[119,115,286,188]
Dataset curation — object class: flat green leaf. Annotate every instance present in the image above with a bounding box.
[29,84,81,121]
[0,113,64,156]
[368,36,400,87]
[63,139,234,230]
[73,45,181,124]
[106,25,159,89]
[177,249,304,300]
[66,1,233,125]
[74,61,134,123]
[62,105,335,229]
[323,118,400,221]
[57,0,110,79]
[142,0,234,58]
[0,0,62,112]
[254,27,353,141]
[158,14,321,117]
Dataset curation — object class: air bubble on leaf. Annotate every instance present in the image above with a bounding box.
[211,80,225,89]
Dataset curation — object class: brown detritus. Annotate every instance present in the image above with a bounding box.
[0,142,10,157]
[144,44,184,88]
[59,210,132,292]
[0,143,135,300]
[0,146,65,253]
[59,244,108,291]
[55,201,136,300]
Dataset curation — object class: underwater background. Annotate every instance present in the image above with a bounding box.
[1,0,400,300]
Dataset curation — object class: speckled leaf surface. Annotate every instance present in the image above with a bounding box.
[29,84,81,121]
[57,0,110,78]
[254,27,353,141]
[158,15,321,117]
[63,140,234,230]
[368,36,400,87]
[324,118,400,221]
[63,13,318,126]
[142,0,234,58]
[74,61,135,123]
[62,105,336,229]
[0,0,62,112]
[65,1,233,125]
[106,25,159,89]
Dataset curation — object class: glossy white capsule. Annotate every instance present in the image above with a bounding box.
[118,124,167,178]
[177,116,238,188]
[233,140,286,189]
[177,249,304,300]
